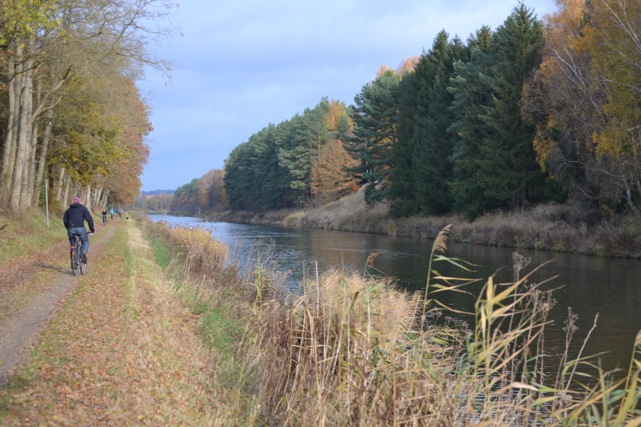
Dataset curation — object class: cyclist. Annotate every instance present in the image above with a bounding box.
[101,208,108,224]
[63,196,95,263]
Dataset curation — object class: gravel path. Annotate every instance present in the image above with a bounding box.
[0,223,117,389]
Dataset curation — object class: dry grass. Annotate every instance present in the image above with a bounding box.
[0,218,220,425]
[230,225,641,426]
[196,183,641,258]
[0,210,65,266]
[13,215,633,425]
[126,218,641,425]
[138,217,641,425]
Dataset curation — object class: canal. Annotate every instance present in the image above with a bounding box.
[150,214,641,378]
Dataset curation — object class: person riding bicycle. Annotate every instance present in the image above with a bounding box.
[101,208,107,224]
[63,196,95,263]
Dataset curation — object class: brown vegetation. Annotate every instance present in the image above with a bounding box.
[4,211,640,424]
[233,224,641,425]
[210,187,641,259]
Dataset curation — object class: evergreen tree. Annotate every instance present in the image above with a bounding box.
[347,69,401,204]
[278,100,330,206]
[477,5,547,209]
[448,26,498,219]
[389,62,422,217]
[225,99,338,210]
[390,31,465,216]
[413,31,466,215]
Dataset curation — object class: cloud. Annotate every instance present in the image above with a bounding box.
[139,0,558,191]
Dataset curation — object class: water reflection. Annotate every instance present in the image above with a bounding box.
[149,214,641,377]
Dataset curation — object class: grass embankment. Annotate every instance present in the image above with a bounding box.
[0,212,65,266]
[2,212,641,425]
[209,188,641,258]
[141,218,641,425]
[0,215,224,425]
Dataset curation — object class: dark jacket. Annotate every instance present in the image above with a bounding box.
[63,203,95,233]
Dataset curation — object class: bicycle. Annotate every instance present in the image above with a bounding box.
[70,233,87,275]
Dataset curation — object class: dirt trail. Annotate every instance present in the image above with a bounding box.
[0,222,118,389]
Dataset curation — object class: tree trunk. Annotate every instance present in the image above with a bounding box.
[0,53,19,209]
[55,167,66,203]
[32,109,54,207]
[62,174,71,208]
[84,185,91,211]
[9,44,35,214]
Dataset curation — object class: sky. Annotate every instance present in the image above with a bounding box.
[138,0,559,192]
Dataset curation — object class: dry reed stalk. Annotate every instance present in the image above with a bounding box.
[146,218,641,425]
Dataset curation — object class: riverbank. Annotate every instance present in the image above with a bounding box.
[2,211,641,424]
[205,188,641,259]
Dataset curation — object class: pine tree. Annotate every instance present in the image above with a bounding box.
[477,5,547,209]
[413,32,466,215]
[448,26,498,219]
[390,31,465,216]
[347,69,401,204]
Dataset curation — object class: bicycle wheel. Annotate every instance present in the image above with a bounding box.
[71,246,78,276]
[79,249,87,275]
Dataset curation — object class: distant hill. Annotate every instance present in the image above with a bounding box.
[142,190,174,196]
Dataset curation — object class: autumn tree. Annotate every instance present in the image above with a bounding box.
[207,169,229,211]
[310,139,359,204]
[523,0,641,212]
[0,0,174,213]
[310,101,358,204]
[586,0,641,212]
[0,0,61,212]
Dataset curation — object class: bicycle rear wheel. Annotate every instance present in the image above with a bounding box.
[71,236,82,276]
[71,247,78,276]
[79,250,87,274]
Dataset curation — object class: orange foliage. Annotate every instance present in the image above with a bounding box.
[310,139,359,204]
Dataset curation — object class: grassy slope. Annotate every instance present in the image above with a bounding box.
[213,187,641,258]
[0,212,66,266]
[0,216,229,425]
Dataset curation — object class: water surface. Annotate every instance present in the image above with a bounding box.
[150,214,641,377]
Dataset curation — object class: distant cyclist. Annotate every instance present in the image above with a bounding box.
[63,196,95,263]
[101,208,107,224]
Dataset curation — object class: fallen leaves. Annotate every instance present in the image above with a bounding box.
[0,221,218,425]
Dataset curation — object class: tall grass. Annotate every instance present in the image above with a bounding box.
[146,219,641,425]
[238,225,641,425]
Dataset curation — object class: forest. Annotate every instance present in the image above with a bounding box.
[0,0,175,214]
[172,1,641,223]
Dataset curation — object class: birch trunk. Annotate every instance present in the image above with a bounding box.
[55,167,66,202]
[32,109,54,207]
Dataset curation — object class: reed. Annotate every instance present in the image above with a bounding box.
[148,219,641,425]
[237,225,641,425]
